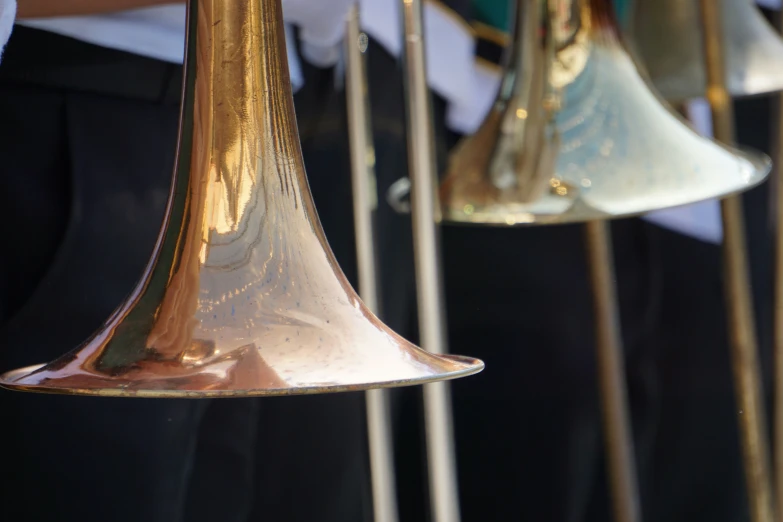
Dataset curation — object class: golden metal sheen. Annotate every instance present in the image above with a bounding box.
[0,0,484,397]
[438,0,770,227]
[585,220,641,522]
[774,9,783,518]
[698,1,775,521]
[630,0,783,102]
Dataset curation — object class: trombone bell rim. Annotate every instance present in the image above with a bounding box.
[0,0,485,398]
[0,356,484,398]
[440,144,770,227]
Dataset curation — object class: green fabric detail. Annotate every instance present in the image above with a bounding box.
[470,0,631,34]
[613,0,632,27]
[471,0,511,32]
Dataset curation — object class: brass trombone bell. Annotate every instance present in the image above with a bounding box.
[0,0,483,397]
[437,0,770,226]
[628,0,783,102]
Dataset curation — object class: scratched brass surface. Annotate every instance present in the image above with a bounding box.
[438,0,770,226]
[0,0,483,397]
[629,0,783,102]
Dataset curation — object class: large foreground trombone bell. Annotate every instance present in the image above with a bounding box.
[438,0,770,227]
[629,0,783,102]
[0,0,483,397]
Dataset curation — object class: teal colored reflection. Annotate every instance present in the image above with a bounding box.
[613,0,632,27]
[472,0,512,32]
[437,1,772,226]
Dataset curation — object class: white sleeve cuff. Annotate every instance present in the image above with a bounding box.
[284,0,354,67]
[0,0,16,63]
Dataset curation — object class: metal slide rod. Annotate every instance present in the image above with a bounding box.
[698,2,775,522]
[776,135,783,520]
[584,220,642,522]
[399,1,463,521]
[773,11,783,521]
[345,6,400,522]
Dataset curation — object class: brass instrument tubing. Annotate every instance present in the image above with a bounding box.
[774,10,783,522]
[399,1,463,521]
[698,2,775,522]
[584,220,642,522]
[345,7,400,522]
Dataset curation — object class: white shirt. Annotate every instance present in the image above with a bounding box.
[15,1,362,65]
[0,0,776,243]
[15,4,312,89]
[0,0,14,59]
[20,5,187,63]
[5,1,477,124]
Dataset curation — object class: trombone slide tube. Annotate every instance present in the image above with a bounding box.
[399,1,463,521]
[345,7,400,522]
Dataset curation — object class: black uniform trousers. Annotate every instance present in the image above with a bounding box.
[0,26,376,522]
[0,21,769,522]
[427,86,771,522]
[388,49,769,522]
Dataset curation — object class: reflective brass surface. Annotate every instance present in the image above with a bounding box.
[400,2,464,522]
[698,1,775,521]
[630,0,783,102]
[0,0,483,397]
[438,0,770,226]
[585,220,641,522]
[345,7,401,522]
[774,9,783,517]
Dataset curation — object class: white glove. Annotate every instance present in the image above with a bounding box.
[0,0,16,62]
[283,0,356,66]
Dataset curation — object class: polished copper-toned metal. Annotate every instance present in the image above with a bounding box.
[0,0,483,397]
[437,0,770,226]
[698,2,776,522]
[630,0,783,102]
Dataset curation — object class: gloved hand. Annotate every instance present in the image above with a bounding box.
[0,0,15,62]
[283,0,356,66]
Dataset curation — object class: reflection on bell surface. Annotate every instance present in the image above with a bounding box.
[439,0,770,226]
[628,0,783,101]
[0,0,483,397]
